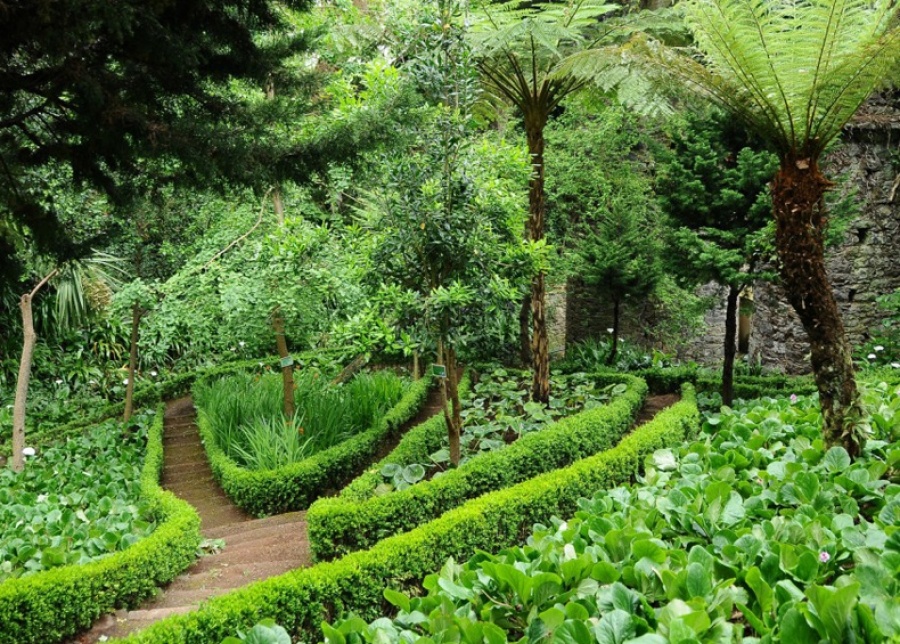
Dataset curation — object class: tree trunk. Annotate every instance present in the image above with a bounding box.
[123,304,142,422]
[412,352,420,380]
[11,294,37,472]
[518,293,531,367]
[272,309,295,419]
[437,338,461,466]
[332,354,368,385]
[526,117,550,404]
[722,285,740,407]
[607,299,621,366]
[773,158,861,455]
[273,189,285,226]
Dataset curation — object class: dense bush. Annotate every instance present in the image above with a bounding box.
[194,369,406,470]
[114,381,697,644]
[326,382,900,643]
[306,373,647,560]
[194,375,431,516]
[0,411,157,581]
[0,406,201,644]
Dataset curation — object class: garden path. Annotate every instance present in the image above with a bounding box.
[75,384,445,643]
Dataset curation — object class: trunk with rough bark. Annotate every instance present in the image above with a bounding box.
[272,310,295,419]
[722,285,740,407]
[11,294,37,472]
[437,338,462,466]
[526,115,550,404]
[519,294,531,367]
[607,299,621,366]
[123,304,142,422]
[412,352,420,380]
[773,157,861,455]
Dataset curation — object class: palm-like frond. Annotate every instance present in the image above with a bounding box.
[54,251,127,329]
[680,0,900,157]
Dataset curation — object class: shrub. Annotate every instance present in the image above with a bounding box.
[114,382,698,644]
[306,373,647,560]
[0,406,201,644]
[194,376,432,517]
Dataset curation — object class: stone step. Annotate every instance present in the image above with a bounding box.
[203,511,307,540]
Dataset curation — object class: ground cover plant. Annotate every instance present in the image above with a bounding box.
[0,410,157,582]
[378,369,626,491]
[325,382,900,643]
[194,369,407,471]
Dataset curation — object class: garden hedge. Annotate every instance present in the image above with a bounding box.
[116,382,698,644]
[194,374,433,517]
[0,405,202,644]
[306,373,648,560]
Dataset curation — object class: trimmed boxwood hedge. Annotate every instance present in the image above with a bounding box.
[194,374,433,517]
[116,382,698,644]
[306,373,648,561]
[0,405,202,644]
[628,366,817,399]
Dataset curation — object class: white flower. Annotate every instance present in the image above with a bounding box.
[607,328,614,333]
[123,378,129,385]
[150,370,158,377]
[230,347,237,352]
[238,341,246,348]
[892,362,900,369]
[55,378,63,384]
[37,494,47,503]
[868,354,877,360]
[258,362,264,367]
[89,380,97,385]
[22,447,35,457]
[874,345,885,351]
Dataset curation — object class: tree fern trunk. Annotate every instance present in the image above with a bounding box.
[773,158,861,455]
[527,117,550,404]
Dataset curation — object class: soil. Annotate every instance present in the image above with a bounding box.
[633,393,680,427]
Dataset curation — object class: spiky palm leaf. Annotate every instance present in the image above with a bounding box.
[52,252,127,329]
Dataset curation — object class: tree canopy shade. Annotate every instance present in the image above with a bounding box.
[632,0,900,454]
[0,0,310,259]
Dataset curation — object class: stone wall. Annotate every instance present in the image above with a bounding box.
[681,114,900,374]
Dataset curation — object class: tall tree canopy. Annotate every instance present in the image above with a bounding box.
[0,0,309,259]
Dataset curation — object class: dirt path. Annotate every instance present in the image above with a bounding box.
[633,393,681,427]
[73,386,443,642]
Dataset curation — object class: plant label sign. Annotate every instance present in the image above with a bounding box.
[431,364,447,378]
[280,356,294,368]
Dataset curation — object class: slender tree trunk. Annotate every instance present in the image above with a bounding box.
[607,299,621,366]
[412,352,420,380]
[12,295,36,472]
[11,270,55,471]
[519,294,531,367]
[272,190,285,226]
[272,309,295,419]
[437,337,461,466]
[123,304,142,422]
[527,117,550,404]
[722,285,740,407]
[773,158,860,455]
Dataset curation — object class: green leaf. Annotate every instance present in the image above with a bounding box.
[595,609,636,644]
[685,562,713,598]
[552,620,593,644]
[384,588,410,613]
[824,447,851,472]
[779,608,819,644]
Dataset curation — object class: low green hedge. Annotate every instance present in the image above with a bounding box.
[195,375,433,517]
[0,405,202,644]
[116,382,697,644]
[337,373,473,503]
[306,373,648,560]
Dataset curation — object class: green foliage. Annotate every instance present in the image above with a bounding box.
[108,380,696,644]
[192,374,432,516]
[377,370,626,489]
[859,289,900,369]
[222,618,292,644]
[326,382,900,642]
[560,337,677,374]
[0,406,201,644]
[194,369,406,471]
[0,412,156,581]
[306,373,647,560]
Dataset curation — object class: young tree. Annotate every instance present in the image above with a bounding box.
[656,109,777,405]
[635,0,900,454]
[365,0,531,466]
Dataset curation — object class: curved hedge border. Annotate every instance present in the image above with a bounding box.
[306,373,648,560]
[194,375,433,517]
[116,382,698,644]
[0,405,202,644]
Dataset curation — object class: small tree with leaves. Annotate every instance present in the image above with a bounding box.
[656,109,777,405]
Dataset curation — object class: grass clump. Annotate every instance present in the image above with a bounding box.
[194,369,406,471]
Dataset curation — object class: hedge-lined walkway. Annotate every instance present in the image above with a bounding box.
[75,397,311,642]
